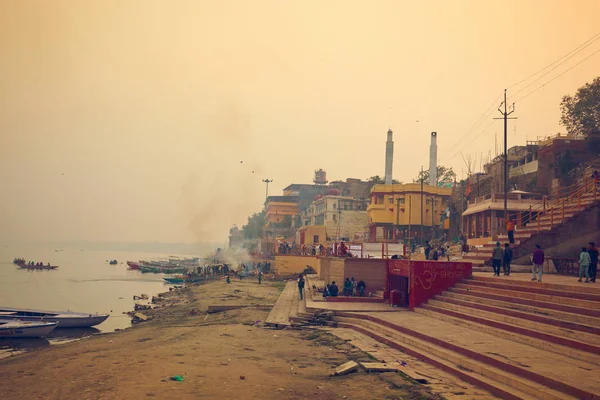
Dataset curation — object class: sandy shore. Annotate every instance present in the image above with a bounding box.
[0,278,441,400]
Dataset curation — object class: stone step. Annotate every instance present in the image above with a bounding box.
[462,279,600,302]
[422,299,600,350]
[441,290,600,327]
[472,265,531,273]
[470,276,600,295]
[416,304,600,366]
[435,293,600,335]
[336,314,586,399]
[449,287,600,318]
[454,283,600,309]
[336,318,561,400]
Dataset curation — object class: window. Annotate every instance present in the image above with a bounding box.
[333,214,337,222]
[398,198,405,205]
[389,197,394,204]
[333,203,336,209]
[313,235,319,243]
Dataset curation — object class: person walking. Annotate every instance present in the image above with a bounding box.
[578,247,591,283]
[532,244,545,282]
[588,242,599,283]
[492,242,503,276]
[297,274,305,300]
[506,219,516,244]
[503,243,513,276]
[257,271,263,284]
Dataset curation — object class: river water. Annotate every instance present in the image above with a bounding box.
[0,244,200,357]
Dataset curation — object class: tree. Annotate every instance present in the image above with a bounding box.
[560,76,600,136]
[413,166,457,185]
[366,175,401,191]
[241,210,266,239]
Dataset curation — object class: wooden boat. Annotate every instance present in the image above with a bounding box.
[14,261,58,270]
[0,320,58,338]
[0,308,109,328]
[109,260,118,265]
[163,275,203,284]
[127,261,142,270]
[140,265,186,274]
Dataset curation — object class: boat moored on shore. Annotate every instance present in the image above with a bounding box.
[0,308,109,328]
[0,320,58,338]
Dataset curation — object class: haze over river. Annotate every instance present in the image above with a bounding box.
[0,244,201,357]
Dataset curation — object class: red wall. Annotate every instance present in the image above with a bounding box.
[388,260,472,310]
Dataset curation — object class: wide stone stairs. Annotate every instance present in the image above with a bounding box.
[464,186,600,269]
[332,275,600,399]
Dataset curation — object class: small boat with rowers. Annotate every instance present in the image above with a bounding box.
[0,320,58,338]
[0,307,109,328]
[109,259,118,265]
[13,259,58,270]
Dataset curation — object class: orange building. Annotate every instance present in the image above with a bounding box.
[264,196,299,229]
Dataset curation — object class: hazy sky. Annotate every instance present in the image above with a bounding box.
[1,0,599,244]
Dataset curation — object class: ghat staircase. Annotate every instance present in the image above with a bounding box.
[463,178,600,270]
[330,275,600,400]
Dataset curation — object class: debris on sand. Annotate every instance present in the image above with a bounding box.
[331,361,359,376]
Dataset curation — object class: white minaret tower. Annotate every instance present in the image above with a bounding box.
[429,132,438,186]
[384,129,394,185]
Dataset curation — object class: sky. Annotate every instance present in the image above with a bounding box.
[1,0,599,244]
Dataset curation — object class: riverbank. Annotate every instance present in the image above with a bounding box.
[0,278,442,400]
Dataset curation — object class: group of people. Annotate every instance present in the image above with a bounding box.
[491,242,514,276]
[492,242,545,281]
[321,277,366,298]
[424,241,450,261]
[578,242,599,283]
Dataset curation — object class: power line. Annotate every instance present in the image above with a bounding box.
[445,119,496,163]
[508,31,600,90]
[442,93,503,158]
[513,46,600,104]
[509,36,600,99]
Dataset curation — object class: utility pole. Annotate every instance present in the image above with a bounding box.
[396,197,402,243]
[494,89,517,226]
[420,166,424,245]
[262,179,273,203]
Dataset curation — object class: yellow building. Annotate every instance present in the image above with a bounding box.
[367,183,452,242]
[264,196,299,229]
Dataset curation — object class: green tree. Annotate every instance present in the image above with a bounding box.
[366,175,401,192]
[560,76,600,136]
[241,210,266,239]
[413,166,457,185]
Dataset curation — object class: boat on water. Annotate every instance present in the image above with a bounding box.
[127,261,142,270]
[109,260,118,265]
[140,265,187,274]
[0,320,58,338]
[14,260,58,270]
[163,275,203,284]
[0,308,109,328]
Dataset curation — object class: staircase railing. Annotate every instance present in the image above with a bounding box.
[507,178,599,234]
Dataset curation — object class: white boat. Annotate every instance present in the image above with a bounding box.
[0,320,57,338]
[0,308,109,328]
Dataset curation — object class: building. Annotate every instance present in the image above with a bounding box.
[367,183,452,242]
[329,178,371,200]
[296,189,369,245]
[264,195,299,229]
[461,190,542,244]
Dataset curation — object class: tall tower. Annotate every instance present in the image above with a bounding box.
[384,129,394,185]
[429,132,438,186]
